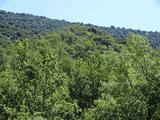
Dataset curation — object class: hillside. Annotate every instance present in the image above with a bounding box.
[0,10,160,119]
[0,10,71,41]
[0,10,160,48]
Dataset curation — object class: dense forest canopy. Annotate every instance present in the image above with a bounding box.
[0,10,160,120]
[1,10,160,48]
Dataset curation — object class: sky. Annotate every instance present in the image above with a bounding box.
[0,0,160,32]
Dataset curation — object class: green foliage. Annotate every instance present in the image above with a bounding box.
[87,24,160,49]
[0,24,160,120]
